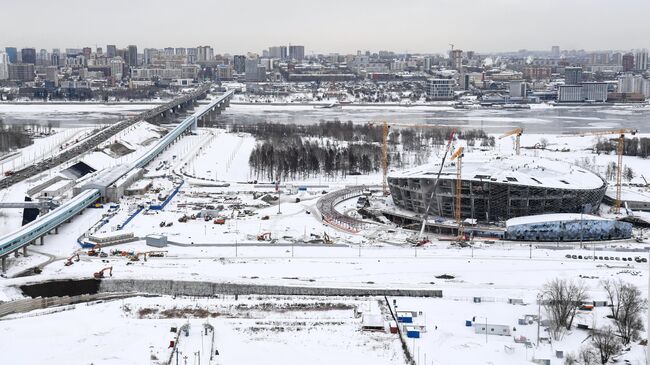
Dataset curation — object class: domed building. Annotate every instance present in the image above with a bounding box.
[387,156,607,223]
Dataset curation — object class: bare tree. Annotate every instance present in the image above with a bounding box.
[541,278,589,340]
[601,279,646,344]
[539,137,549,149]
[563,352,577,365]
[578,346,597,365]
[592,326,621,364]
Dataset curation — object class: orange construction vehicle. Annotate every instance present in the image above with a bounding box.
[87,244,102,257]
[93,266,112,279]
[64,253,80,266]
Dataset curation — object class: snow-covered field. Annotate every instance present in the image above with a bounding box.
[0,295,404,365]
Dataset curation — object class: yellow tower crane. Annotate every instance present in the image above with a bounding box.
[499,128,524,155]
[563,128,638,214]
[381,121,390,195]
[450,146,465,240]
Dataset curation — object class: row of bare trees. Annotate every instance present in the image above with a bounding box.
[595,137,650,158]
[248,137,383,180]
[0,119,34,152]
[541,278,646,364]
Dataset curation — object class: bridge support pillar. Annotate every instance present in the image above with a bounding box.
[54,227,58,234]
[1,256,5,273]
[39,236,44,245]
[22,246,27,257]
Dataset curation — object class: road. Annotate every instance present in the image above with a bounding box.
[0,85,211,189]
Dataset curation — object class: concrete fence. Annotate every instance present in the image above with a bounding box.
[99,279,443,298]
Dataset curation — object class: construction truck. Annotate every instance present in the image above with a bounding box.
[257,232,272,241]
[93,266,112,279]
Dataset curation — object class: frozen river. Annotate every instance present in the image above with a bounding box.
[0,103,154,128]
[217,104,650,134]
[0,102,648,134]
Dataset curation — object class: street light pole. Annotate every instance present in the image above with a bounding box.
[647,251,650,365]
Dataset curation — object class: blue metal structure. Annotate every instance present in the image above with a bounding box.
[0,189,101,257]
[505,214,633,241]
[0,89,234,268]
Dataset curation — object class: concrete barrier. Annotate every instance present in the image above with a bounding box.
[99,279,443,298]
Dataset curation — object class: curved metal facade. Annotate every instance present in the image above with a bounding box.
[387,176,607,223]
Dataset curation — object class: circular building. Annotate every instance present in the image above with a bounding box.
[387,156,607,223]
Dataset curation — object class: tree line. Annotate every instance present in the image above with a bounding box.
[248,136,383,180]
[595,137,650,158]
[230,120,491,146]
[239,120,494,180]
[0,119,34,153]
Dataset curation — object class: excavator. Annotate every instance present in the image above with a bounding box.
[87,243,102,257]
[257,232,272,241]
[93,266,112,279]
[64,253,80,266]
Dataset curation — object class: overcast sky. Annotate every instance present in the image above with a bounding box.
[1,0,648,54]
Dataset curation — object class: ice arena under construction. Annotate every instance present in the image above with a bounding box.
[387,156,608,224]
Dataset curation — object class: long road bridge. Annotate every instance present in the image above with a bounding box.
[0,88,235,272]
[0,83,217,190]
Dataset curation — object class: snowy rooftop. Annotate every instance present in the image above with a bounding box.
[388,156,605,190]
[506,213,607,227]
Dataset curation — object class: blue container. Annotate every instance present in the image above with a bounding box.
[465,320,472,327]
[398,316,413,323]
[406,330,420,339]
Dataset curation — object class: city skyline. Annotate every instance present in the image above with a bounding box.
[1,0,648,54]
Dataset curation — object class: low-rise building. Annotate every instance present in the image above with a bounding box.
[426,78,455,100]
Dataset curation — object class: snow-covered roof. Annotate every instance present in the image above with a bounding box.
[388,156,605,190]
[42,179,72,192]
[506,213,607,227]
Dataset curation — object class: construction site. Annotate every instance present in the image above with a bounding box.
[1,96,650,365]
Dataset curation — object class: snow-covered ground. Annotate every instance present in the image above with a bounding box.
[0,295,404,365]
[1,104,650,364]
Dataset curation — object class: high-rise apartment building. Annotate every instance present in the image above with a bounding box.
[187,48,198,63]
[233,55,246,73]
[634,50,648,71]
[21,48,36,64]
[268,46,288,59]
[8,63,35,81]
[0,52,8,80]
[126,45,138,66]
[289,45,305,61]
[450,49,463,71]
[4,47,17,63]
[551,46,560,58]
[106,45,117,58]
[564,67,583,85]
[245,57,260,81]
[622,53,635,72]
